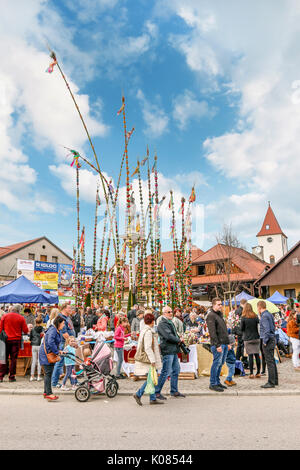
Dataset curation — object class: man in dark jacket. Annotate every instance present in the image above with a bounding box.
[154,306,186,401]
[258,300,278,388]
[206,298,230,392]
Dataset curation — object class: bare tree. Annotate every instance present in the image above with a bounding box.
[214,223,245,306]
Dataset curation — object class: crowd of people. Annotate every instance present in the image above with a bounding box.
[0,298,299,402]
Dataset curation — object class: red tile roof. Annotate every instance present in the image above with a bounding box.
[123,245,204,288]
[256,204,286,237]
[0,238,42,259]
[192,243,267,284]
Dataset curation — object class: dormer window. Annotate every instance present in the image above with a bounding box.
[266,224,270,230]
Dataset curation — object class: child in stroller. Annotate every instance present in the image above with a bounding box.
[60,338,119,402]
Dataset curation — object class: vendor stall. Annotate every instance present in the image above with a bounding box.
[0,275,58,304]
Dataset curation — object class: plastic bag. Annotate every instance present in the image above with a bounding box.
[150,366,158,386]
[145,368,155,395]
[0,339,6,365]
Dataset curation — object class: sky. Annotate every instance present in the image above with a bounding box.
[1,0,300,265]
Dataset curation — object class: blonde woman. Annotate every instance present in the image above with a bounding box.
[46,308,60,329]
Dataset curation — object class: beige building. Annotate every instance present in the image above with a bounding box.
[0,237,72,281]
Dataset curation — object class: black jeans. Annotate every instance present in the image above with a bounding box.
[44,364,55,395]
[262,337,278,386]
[248,353,261,375]
[260,339,266,373]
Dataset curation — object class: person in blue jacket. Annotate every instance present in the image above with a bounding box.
[257,300,278,389]
[39,316,65,401]
[51,303,75,388]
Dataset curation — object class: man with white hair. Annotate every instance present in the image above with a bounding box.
[0,304,28,382]
[154,306,186,400]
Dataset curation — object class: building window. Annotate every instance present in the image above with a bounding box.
[266,224,270,230]
[197,265,205,276]
[28,253,35,260]
[40,255,47,262]
[284,289,296,299]
[269,255,275,264]
[52,256,58,263]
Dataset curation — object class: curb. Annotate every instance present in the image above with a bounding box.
[1,388,300,397]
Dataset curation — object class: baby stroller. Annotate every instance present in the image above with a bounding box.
[61,339,119,402]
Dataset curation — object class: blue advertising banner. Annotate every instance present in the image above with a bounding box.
[58,263,73,288]
[34,261,58,273]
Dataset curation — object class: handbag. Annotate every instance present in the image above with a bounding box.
[134,329,154,364]
[0,330,7,343]
[43,337,61,364]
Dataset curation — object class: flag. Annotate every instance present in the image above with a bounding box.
[189,186,196,203]
[70,152,81,169]
[178,200,184,215]
[131,161,140,177]
[79,227,85,253]
[168,193,173,210]
[117,102,125,116]
[153,204,158,221]
[108,180,114,194]
[45,59,57,73]
[151,160,157,173]
[141,156,148,166]
[126,127,135,142]
[136,214,140,233]
[168,277,171,291]
[96,191,101,206]
[72,248,76,274]
[159,196,166,206]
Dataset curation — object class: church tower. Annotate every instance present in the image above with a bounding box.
[252,203,288,264]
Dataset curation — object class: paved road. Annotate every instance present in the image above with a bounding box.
[1,394,300,450]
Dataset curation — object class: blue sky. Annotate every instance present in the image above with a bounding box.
[1,0,299,265]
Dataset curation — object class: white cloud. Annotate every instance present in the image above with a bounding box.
[137,89,169,138]
[157,0,300,247]
[0,0,109,215]
[172,89,216,129]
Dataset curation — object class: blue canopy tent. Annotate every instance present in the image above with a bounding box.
[267,291,288,305]
[223,291,254,306]
[0,276,58,304]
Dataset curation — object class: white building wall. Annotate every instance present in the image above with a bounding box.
[257,234,288,264]
[0,238,72,280]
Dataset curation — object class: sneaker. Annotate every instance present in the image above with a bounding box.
[133,394,143,406]
[37,377,42,382]
[30,377,35,382]
[9,378,16,383]
[209,385,224,392]
[52,383,62,388]
[61,385,70,391]
[116,375,126,380]
[150,400,164,405]
[155,393,167,400]
[71,385,77,391]
[224,380,236,387]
